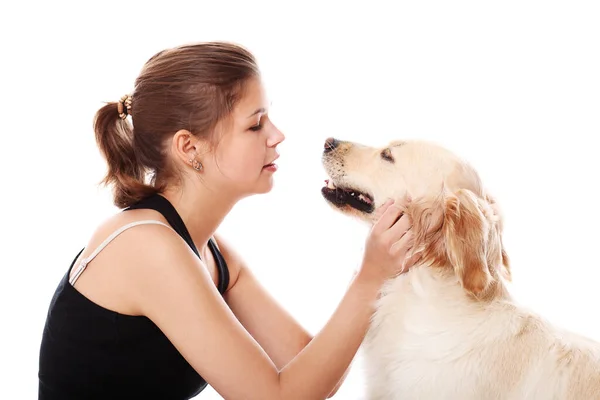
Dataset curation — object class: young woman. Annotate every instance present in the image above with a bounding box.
[38,41,414,400]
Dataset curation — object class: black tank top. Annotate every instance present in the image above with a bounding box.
[38,194,230,399]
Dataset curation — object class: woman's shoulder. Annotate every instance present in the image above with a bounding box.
[68,208,194,316]
[104,207,170,231]
[81,208,172,255]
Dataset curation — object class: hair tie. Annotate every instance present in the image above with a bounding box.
[117,94,132,120]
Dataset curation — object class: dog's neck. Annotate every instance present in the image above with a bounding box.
[378,262,514,323]
[362,261,524,368]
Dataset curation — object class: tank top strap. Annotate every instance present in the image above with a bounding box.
[208,238,230,293]
[127,194,200,257]
[69,220,175,285]
[126,194,230,294]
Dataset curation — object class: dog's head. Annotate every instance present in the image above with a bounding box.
[321,138,511,300]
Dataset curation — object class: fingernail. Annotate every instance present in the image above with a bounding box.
[380,199,393,208]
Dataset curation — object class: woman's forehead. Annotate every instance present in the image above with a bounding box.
[233,79,270,119]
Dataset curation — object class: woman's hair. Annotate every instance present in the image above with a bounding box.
[93,41,260,209]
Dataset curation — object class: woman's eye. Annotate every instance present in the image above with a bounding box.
[249,123,263,131]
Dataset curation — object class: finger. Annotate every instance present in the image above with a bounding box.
[372,199,394,221]
[384,212,412,242]
[403,251,422,271]
[398,252,421,275]
[390,227,414,255]
[373,201,405,233]
[381,198,394,207]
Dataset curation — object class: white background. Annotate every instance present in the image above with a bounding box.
[1,0,599,399]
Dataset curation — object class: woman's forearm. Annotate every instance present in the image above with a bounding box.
[277,273,381,399]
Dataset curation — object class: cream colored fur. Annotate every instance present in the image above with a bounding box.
[321,139,600,399]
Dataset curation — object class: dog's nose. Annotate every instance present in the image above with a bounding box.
[324,137,339,153]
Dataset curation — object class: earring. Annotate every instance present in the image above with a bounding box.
[189,158,203,171]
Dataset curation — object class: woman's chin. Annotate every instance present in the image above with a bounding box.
[254,176,275,195]
[233,179,274,199]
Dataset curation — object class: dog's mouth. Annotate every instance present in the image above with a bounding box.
[321,179,375,213]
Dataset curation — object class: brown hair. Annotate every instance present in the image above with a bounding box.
[93,41,260,208]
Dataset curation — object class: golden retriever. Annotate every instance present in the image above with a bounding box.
[321,137,600,399]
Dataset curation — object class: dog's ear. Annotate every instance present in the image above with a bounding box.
[485,193,511,282]
[403,188,509,297]
[402,192,446,269]
[443,189,503,298]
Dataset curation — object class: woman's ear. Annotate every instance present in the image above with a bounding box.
[171,129,199,165]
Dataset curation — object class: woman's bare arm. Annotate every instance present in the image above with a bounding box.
[127,203,411,399]
[218,233,352,397]
[218,234,314,370]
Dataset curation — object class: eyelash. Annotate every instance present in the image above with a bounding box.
[249,123,263,132]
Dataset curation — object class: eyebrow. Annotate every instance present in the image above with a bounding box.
[248,108,266,118]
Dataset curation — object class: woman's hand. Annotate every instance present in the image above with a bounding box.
[358,199,416,285]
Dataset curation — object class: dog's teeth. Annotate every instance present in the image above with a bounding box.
[327,180,336,189]
[350,192,356,196]
[358,194,372,204]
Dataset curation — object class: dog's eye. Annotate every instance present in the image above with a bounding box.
[381,148,394,163]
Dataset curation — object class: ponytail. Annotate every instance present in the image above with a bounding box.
[91,42,260,209]
[93,101,158,209]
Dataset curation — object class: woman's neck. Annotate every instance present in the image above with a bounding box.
[159,186,238,246]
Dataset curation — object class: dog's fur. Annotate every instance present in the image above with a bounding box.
[321,138,600,399]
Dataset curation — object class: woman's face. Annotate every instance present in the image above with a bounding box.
[204,77,285,198]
